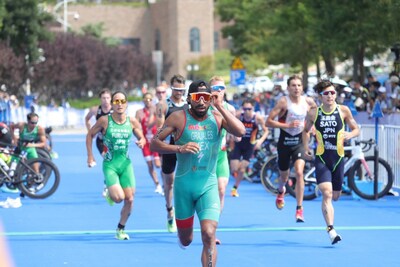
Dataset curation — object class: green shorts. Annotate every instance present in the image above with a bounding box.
[216,150,230,179]
[103,155,135,188]
[24,147,38,159]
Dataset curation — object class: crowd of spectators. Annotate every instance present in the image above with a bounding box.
[228,72,400,117]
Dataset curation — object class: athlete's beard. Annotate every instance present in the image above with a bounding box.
[190,106,207,119]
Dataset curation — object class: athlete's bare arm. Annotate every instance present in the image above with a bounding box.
[302,106,317,159]
[255,114,269,149]
[86,116,107,166]
[340,105,360,141]
[151,111,200,154]
[84,106,98,131]
[265,97,289,129]
[130,116,146,149]
[155,101,167,129]
[306,96,318,110]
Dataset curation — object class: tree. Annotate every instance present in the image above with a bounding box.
[217,0,400,83]
[0,42,25,93]
[0,0,53,63]
[32,33,154,101]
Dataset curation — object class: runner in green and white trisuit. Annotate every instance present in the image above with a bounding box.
[209,76,240,245]
[151,80,245,267]
[86,91,146,241]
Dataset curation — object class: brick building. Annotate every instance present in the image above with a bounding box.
[52,0,229,85]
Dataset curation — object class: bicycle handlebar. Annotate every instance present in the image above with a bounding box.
[355,139,375,153]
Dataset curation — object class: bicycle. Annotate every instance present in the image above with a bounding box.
[243,138,277,183]
[0,144,61,199]
[260,139,394,200]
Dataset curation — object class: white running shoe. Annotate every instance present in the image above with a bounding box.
[102,186,108,198]
[329,229,342,245]
[0,200,10,208]
[6,197,22,208]
[154,184,164,196]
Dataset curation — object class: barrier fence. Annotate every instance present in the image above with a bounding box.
[5,105,400,189]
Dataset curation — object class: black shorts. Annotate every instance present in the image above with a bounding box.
[95,136,104,155]
[230,140,254,161]
[315,156,344,191]
[277,143,305,171]
[161,138,177,174]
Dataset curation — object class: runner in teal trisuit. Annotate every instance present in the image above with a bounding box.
[151,80,245,267]
[86,91,146,240]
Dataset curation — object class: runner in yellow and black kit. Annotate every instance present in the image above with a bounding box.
[303,80,359,245]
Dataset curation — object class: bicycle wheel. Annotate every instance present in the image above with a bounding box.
[285,160,318,201]
[15,157,61,199]
[37,148,52,160]
[260,155,280,194]
[348,156,393,200]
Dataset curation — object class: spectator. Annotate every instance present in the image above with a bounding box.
[389,76,400,111]
[376,86,393,114]
[352,81,369,111]
[368,81,381,111]
[229,93,242,110]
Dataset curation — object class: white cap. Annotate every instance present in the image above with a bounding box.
[390,76,399,84]
[378,86,386,93]
[343,87,352,93]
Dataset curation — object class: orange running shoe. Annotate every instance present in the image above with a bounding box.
[231,187,239,197]
[295,208,304,222]
[275,187,285,210]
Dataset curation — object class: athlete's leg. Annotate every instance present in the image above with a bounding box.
[293,159,306,207]
[145,159,159,186]
[234,159,249,188]
[119,187,134,226]
[319,181,334,225]
[277,169,290,192]
[218,178,229,211]
[200,220,218,267]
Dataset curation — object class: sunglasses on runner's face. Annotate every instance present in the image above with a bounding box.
[171,87,186,91]
[243,107,252,111]
[156,91,166,94]
[320,90,336,96]
[211,85,226,91]
[190,92,212,102]
[112,99,127,105]
[29,120,38,124]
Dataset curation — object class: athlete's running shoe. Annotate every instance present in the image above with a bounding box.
[231,188,239,197]
[295,208,304,223]
[102,186,108,198]
[275,188,285,210]
[167,216,177,233]
[216,238,221,245]
[328,229,342,245]
[6,197,22,208]
[105,191,114,206]
[155,184,164,196]
[115,229,129,240]
[1,185,19,194]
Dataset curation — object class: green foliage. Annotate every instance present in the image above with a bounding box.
[217,0,400,81]
[80,22,122,46]
[0,0,53,63]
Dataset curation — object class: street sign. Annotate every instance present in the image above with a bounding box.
[231,57,245,70]
[371,101,383,118]
[230,69,246,86]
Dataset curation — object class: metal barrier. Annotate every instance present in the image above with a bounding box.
[358,124,400,189]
